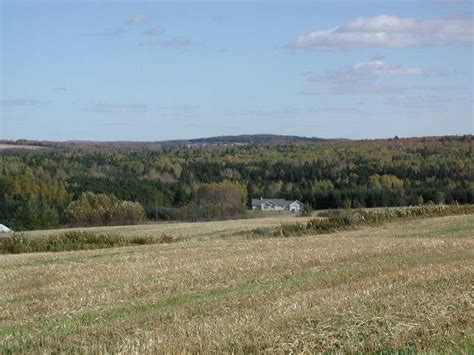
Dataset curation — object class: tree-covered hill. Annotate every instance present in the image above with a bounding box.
[0,135,472,230]
[0,134,328,151]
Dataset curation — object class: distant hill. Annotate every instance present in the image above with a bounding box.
[0,134,329,150]
[164,134,328,147]
[2,134,470,151]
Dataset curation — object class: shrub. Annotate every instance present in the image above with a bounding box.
[0,230,158,254]
[249,204,474,239]
[65,192,146,227]
[299,203,314,217]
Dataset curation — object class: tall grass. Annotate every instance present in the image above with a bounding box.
[0,231,172,254]
[251,204,474,238]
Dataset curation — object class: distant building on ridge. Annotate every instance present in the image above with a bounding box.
[251,197,304,213]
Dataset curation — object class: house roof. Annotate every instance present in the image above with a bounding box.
[290,200,304,206]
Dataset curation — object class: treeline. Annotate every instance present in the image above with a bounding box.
[0,135,472,230]
[154,181,248,222]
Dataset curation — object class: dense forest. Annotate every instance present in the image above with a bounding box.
[0,135,472,230]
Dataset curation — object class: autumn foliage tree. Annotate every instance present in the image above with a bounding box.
[65,192,146,227]
[174,181,248,221]
[1,135,473,229]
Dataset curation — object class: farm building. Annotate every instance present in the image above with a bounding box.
[0,224,14,233]
[251,198,304,212]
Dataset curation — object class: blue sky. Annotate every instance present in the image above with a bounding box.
[1,0,473,141]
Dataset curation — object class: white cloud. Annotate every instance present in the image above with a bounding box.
[224,106,375,117]
[148,37,194,48]
[83,103,147,113]
[431,0,473,3]
[302,84,407,95]
[90,28,127,37]
[127,15,152,26]
[386,95,468,108]
[1,98,50,107]
[306,59,444,83]
[163,37,193,48]
[156,105,200,111]
[142,26,166,36]
[224,107,301,117]
[301,84,466,95]
[286,15,474,50]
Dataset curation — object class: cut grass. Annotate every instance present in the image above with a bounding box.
[0,214,473,352]
[2,205,471,254]
[0,215,312,254]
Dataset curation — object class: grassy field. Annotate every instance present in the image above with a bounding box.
[19,213,314,240]
[1,214,473,352]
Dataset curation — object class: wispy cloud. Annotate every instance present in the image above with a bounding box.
[156,105,200,111]
[141,37,195,49]
[386,95,468,108]
[87,15,155,37]
[89,28,127,37]
[286,15,474,50]
[83,102,147,113]
[224,106,375,117]
[301,84,466,95]
[306,59,446,83]
[142,26,166,36]
[159,37,194,48]
[224,107,301,116]
[1,98,50,107]
[431,0,473,3]
[302,84,406,95]
[127,15,152,26]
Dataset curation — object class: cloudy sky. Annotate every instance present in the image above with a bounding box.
[1,0,473,140]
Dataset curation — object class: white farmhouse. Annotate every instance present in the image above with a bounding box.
[251,198,304,213]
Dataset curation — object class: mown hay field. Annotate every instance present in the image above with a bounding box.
[1,214,473,353]
[19,213,315,241]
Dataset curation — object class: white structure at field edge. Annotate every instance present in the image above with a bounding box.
[0,224,14,233]
[251,198,304,212]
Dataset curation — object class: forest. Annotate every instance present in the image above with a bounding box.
[0,135,472,230]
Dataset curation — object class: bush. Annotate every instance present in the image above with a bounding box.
[65,192,146,227]
[0,230,158,254]
[299,203,313,217]
[249,204,474,239]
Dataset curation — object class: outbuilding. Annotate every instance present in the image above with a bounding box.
[0,224,14,233]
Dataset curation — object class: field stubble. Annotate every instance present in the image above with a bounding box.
[0,214,473,352]
[21,213,314,240]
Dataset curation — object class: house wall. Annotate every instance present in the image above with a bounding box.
[252,200,304,212]
[289,202,303,212]
[261,204,285,211]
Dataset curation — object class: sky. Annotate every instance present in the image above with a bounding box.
[0,0,473,141]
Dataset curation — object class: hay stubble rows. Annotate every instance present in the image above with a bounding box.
[1,214,473,352]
